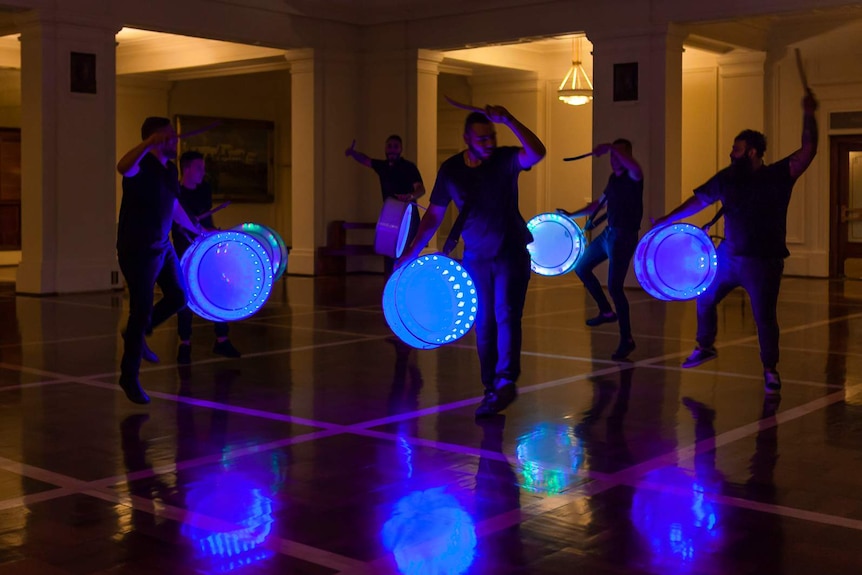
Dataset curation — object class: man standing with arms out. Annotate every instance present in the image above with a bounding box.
[398,106,546,418]
[172,151,242,365]
[345,135,425,275]
[558,139,644,361]
[652,91,818,394]
[116,117,203,404]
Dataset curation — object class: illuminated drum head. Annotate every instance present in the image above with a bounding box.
[634,223,718,301]
[395,207,413,258]
[516,424,584,495]
[383,255,478,349]
[181,231,274,322]
[234,223,288,280]
[526,213,586,276]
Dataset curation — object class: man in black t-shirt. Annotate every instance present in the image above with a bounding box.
[171,151,242,365]
[398,108,546,418]
[653,91,818,394]
[345,135,425,275]
[116,117,203,404]
[558,139,644,361]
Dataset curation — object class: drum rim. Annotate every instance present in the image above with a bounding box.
[526,212,586,276]
[183,230,274,321]
[235,222,288,280]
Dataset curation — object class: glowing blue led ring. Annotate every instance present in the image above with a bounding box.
[383,254,479,349]
[181,230,274,322]
[233,223,288,280]
[633,223,718,301]
[526,212,587,276]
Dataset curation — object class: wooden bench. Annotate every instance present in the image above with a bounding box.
[316,220,384,274]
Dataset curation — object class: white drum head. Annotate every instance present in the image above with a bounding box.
[526,213,587,276]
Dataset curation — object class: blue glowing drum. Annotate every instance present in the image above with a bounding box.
[526,212,587,276]
[383,254,478,349]
[375,198,414,258]
[233,223,288,280]
[181,230,274,322]
[634,223,718,301]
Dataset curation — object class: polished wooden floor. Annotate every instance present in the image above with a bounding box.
[1,271,862,574]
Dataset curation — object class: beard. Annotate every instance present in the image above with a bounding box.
[730,155,753,177]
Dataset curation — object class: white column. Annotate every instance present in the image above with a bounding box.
[15,13,120,294]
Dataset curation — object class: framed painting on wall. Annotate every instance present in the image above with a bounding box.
[176,115,275,203]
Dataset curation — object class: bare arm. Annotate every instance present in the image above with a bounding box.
[344,139,373,168]
[117,136,156,177]
[484,105,546,169]
[594,142,643,181]
[172,201,203,236]
[789,91,819,179]
[558,195,604,219]
[397,203,447,266]
[652,194,711,227]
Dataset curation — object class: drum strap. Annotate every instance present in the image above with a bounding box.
[442,202,472,256]
[703,206,725,231]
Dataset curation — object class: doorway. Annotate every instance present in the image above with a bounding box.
[830,135,862,278]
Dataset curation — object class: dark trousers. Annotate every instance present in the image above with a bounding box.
[696,242,784,369]
[384,204,421,277]
[464,246,532,390]
[118,246,187,378]
[177,306,229,341]
[574,227,639,340]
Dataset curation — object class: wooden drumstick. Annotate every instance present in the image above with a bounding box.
[178,121,222,140]
[444,95,486,115]
[794,48,811,94]
[195,201,231,221]
[562,151,594,162]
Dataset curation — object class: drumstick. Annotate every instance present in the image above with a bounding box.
[794,48,811,94]
[178,121,222,140]
[444,95,486,115]
[195,201,231,221]
[563,151,594,162]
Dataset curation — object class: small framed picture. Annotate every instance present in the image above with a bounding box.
[70,52,97,94]
[613,62,638,102]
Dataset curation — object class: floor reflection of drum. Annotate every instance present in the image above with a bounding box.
[634,223,718,301]
[526,213,587,276]
[181,230,274,322]
[375,198,414,258]
[383,255,478,349]
[233,223,288,280]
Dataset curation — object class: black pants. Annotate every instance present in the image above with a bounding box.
[177,306,229,341]
[696,243,784,369]
[574,227,639,340]
[118,246,187,378]
[463,246,532,390]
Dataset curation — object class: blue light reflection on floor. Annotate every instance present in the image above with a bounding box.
[515,423,584,495]
[382,488,477,575]
[631,467,722,572]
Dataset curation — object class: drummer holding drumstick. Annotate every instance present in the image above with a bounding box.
[558,139,644,361]
[652,90,818,394]
[345,135,426,276]
[397,104,546,418]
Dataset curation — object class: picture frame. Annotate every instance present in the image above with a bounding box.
[613,62,639,102]
[176,115,275,203]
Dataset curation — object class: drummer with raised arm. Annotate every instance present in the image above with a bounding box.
[557,139,643,361]
[345,135,425,276]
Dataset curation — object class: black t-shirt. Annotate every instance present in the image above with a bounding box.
[117,153,179,253]
[371,158,423,201]
[429,146,531,256]
[172,181,215,257]
[605,172,644,231]
[694,157,796,258]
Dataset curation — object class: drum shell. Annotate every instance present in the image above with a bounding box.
[233,222,288,280]
[181,230,274,322]
[633,223,718,301]
[375,198,414,258]
[526,212,587,276]
[382,254,478,349]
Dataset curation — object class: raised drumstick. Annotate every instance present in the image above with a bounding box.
[444,95,486,115]
[563,151,594,162]
[178,121,222,140]
[794,48,811,94]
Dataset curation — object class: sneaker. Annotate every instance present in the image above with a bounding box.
[141,338,159,363]
[475,381,518,418]
[612,338,636,361]
[177,343,191,365]
[118,377,151,405]
[681,346,717,368]
[764,369,782,394]
[213,339,242,358]
[586,312,617,327]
